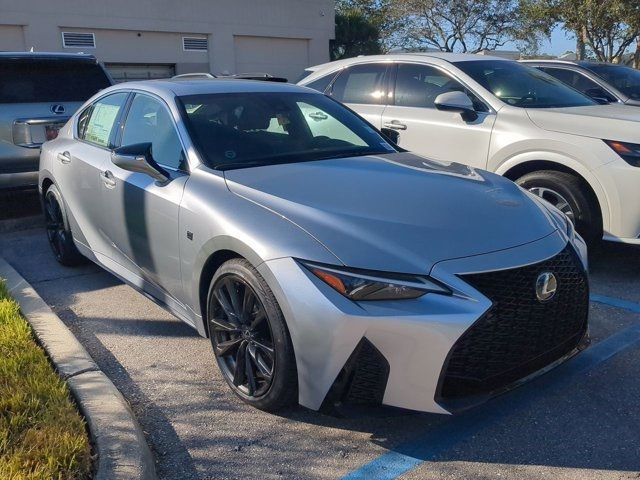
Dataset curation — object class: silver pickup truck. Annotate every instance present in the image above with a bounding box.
[0,52,112,189]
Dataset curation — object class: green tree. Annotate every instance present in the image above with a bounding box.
[331,10,383,60]
[388,0,523,53]
[520,0,640,63]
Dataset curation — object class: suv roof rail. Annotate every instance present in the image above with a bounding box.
[171,72,217,80]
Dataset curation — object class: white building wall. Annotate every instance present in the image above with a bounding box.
[0,0,335,80]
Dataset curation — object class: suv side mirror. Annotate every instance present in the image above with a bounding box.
[111,143,169,183]
[434,91,478,122]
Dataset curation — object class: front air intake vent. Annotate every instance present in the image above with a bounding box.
[62,32,96,48]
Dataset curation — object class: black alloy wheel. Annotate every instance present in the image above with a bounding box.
[207,259,298,411]
[210,275,276,398]
[43,185,84,266]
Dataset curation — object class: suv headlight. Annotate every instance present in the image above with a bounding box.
[299,261,451,301]
[604,140,640,167]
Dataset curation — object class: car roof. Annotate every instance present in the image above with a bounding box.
[522,59,629,69]
[108,78,313,97]
[305,52,510,73]
[0,51,98,62]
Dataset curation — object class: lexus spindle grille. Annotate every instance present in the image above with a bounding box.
[438,246,589,401]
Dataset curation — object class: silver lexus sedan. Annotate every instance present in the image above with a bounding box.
[39,79,590,414]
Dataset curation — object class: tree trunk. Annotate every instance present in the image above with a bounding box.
[576,27,587,60]
[635,36,640,69]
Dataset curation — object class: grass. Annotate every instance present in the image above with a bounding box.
[0,279,92,480]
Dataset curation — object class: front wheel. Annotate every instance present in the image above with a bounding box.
[516,170,602,244]
[43,185,85,266]
[207,259,298,411]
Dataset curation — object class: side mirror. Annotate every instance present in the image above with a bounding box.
[585,87,613,104]
[435,91,478,122]
[380,127,400,145]
[111,143,169,183]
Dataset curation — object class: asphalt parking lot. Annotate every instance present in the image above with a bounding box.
[1,193,639,480]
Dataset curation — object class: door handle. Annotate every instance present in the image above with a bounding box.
[383,120,407,131]
[57,151,72,164]
[100,170,116,189]
[309,111,328,121]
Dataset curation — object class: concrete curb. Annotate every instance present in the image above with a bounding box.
[0,256,157,480]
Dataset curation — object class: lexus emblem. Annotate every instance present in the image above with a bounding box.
[51,104,66,114]
[536,272,557,303]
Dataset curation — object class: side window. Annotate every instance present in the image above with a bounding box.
[395,63,487,112]
[76,105,93,139]
[540,67,615,101]
[305,73,339,94]
[330,64,388,104]
[82,93,128,147]
[121,94,186,171]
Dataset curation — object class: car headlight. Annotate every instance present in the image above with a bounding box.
[299,261,451,301]
[604,140,640,167]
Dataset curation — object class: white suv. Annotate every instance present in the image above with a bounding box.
[298,53,640,244]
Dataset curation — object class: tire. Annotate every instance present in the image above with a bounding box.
[43,185,85,266]
[207,258,298,411]
[516,170,602,244]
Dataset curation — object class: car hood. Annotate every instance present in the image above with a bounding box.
[526,104,640,142]
[224,152,558,273]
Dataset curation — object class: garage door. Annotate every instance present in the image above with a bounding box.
[105,63,176,83]
[234,36,309,82]
[0,25,25,51]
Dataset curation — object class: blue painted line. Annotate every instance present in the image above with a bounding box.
[343,295,640,480]
[590,294,640,314]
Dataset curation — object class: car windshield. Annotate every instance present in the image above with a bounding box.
[454,60,596,108]
[584,64,640,100]
[178,91,397,170]
[0,59,111,104]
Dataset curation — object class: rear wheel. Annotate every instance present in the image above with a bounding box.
[516,170,602,244]
[44,185,84,266]
[207,259,297,411]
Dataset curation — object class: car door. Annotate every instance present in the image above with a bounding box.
[100,92,189,301]
[53,92,129,256]
[327,63,391,129]
[381,63,495,169]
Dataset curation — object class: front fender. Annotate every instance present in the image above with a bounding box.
[492,151,611,234]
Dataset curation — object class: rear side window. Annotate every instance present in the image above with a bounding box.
[330,64,388,104]
[81,93,128,148]
[0,59,111,104]
[304,73,339,94]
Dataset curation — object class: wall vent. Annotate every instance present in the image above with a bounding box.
[62,32,96,48]
[183,37,208,51]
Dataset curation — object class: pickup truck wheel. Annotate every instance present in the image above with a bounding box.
[516,170,602,244]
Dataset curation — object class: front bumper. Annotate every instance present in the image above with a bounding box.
[259,230,588,414]
[594,158,640,242]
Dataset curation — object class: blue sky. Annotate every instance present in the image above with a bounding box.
[504,25,576,55]
[540,26,576,54]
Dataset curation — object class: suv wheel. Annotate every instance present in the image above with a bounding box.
[44,185,85,266]
[516,170,602,244]
[207,259,298,411]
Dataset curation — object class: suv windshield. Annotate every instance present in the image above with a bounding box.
[178,92,397,170]
[0,58,111,104]
[454,60,596,108]
[584,64,640,100]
